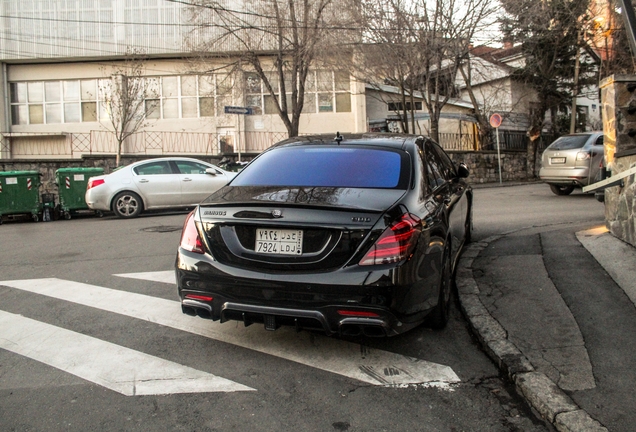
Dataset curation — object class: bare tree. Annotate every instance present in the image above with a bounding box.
[353,0,496,142]
[458,48,535,149]
[99,50,158,166]
[184,0,356,138]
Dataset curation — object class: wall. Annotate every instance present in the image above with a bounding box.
[450,150,529,183]
[5,59,366,145]
[0,150,530,202]
[600,75,636,247]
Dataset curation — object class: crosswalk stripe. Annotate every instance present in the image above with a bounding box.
[0,310,254,396]
[114,271,175,284]
[0,278,460,387]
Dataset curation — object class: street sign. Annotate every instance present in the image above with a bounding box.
[489,113,502,128]
[224,106,253,115]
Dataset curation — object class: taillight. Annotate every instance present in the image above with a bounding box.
[185,294,213,302]
[180,211,205,254]
[337,310,380,317]
[359,213,421,266]
[576,151,591,161]
[87,178,105,189]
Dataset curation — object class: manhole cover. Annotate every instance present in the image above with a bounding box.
[140,226,182,233]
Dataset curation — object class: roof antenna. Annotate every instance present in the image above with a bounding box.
[334,131,343,144]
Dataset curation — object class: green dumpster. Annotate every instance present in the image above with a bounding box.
[0,171,42,224]
[55,167,104,219]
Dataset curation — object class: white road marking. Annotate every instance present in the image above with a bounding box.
[0,278,460,387]
[0,310,254,396]
[114,271,175,284]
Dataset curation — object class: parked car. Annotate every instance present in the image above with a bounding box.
[175,133,473,337]
[539,132,604,195]
[85,157,236,218]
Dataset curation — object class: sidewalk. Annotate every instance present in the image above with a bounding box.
[456,225,636,432]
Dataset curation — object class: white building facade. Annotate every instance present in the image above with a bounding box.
[0,0,368,159]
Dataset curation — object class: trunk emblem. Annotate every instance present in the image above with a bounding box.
[272,210,283,218]
[352,217,371,222]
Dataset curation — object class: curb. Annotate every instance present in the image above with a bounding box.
[456,237,608,432]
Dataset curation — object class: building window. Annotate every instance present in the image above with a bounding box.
[388,101,422,111]
[576,105,589,132]
[10,79,99,125]
[9,74,232,125]
[245,70,351,115]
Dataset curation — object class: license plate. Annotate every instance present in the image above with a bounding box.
[255,228,303,255]
[551,157,566,164]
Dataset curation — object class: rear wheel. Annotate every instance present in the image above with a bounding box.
[427,247,452,330]
[549,184,574,196]
[112,191,143,218]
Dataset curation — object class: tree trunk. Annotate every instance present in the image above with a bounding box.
[116,139,123,167]
[526,127,541,179]
[430,120,440,144]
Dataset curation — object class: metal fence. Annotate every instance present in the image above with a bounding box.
[0,130,560,159]
[481,131,558,152]
[0,131,289,159]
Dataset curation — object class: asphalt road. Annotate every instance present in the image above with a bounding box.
[0,183,603,432]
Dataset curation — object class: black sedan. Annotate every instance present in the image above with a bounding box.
[176,133,472,337]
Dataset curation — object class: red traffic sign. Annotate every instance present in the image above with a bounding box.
[489,113,502,128]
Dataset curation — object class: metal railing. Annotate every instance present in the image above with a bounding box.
[1,130,558,159]
[481,131,558,152]
[0,131,288,159]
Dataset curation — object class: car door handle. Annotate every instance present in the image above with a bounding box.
[138,179,149,183]
[182,178,192,182]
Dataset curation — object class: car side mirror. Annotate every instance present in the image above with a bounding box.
[205,168,220,176]
[457,163,469,179]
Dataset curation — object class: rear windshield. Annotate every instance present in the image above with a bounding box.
[231,146,409,189]
[546,135,591,151]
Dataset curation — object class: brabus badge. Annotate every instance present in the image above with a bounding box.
[351,216,371,223]
[271,210,283,218]
[204,210,226,216]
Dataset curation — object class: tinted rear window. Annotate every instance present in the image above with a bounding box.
[546,135,591,150]
[231,146,408,189]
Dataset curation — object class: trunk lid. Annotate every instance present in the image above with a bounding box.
[197,186,406,271]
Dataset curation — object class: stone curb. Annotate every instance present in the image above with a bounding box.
[456,240,608,432]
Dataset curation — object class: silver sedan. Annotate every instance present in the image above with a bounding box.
[539,132,604,195]
[85,157,237,218]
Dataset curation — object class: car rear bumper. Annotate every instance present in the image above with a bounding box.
[85,189,112,211]
[181,297,399,337]
[539,167,592,187]
[175,249,437,336]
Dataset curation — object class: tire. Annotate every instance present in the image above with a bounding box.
[427,247,452,330]
[549,184,574,196]
[112,191,143,218]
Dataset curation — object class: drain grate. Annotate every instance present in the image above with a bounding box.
[140,226,182,233]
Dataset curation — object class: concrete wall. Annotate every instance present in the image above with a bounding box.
[1,150,530,203]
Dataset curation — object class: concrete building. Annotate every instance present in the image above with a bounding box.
[0,0,368,159]
[456,45,602,134]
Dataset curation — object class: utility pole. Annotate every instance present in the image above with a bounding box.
[570,30,581,134]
